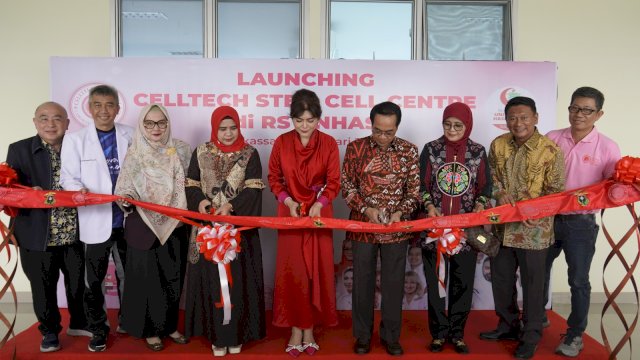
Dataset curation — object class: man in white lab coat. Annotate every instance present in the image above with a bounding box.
[61,84,134,352]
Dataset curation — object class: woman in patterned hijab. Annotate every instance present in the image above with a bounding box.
[115,104,191,351]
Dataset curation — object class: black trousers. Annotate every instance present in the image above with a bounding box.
[423,248,477,340]
[20,242,87,336]
[121,235,183,338]
[491,245,548,344]
[83,229,127,336]
[352,240,407,344]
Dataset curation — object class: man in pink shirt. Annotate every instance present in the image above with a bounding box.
[544,86,621,357]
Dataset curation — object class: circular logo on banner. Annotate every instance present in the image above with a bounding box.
[608,183,630,205]
[69,83,126,127]
[435,162,470,197]
[72,192,87,205]
[519,205,540,218]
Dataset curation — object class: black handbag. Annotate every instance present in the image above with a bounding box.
[463,226,500,257]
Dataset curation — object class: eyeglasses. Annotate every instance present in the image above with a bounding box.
[143,120,169,129]
[372,128,396,137]
[442,122,464,131]
[568,105,598,115]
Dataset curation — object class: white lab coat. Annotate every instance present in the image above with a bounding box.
[60,124,134,244]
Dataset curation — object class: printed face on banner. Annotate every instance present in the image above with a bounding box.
[342,268,353,293]
[89,94,120,131]
[407,246,422,267]
[33,103,69,148]
[404,273,419,295]
[568,97,603,134]
[218,118,239,145]
[506,104,538,145]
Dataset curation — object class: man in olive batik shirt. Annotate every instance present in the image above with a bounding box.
[480,96,565,360]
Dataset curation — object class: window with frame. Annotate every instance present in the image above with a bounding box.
[326,0,511,60]
[328,0,414,60]
[120,0,204,57]
[424,0,511,60]
[217,0,301,59]
[118,0,302,59]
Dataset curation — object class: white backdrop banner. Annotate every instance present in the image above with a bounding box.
[51,58,557,310]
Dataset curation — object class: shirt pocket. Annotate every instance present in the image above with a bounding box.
[80,158,97,170]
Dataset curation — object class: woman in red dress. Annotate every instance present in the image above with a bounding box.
[268,88,340,357]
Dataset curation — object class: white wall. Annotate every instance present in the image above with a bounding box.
[1,0,639,297]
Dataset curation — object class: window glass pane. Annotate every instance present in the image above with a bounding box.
[330,1,413,60]
[217,0,300,59]
[426,3,505,60]
[121,0,203,57]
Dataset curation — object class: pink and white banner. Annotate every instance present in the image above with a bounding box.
[51,57,557,310]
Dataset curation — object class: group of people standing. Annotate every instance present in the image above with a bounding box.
[7,83,619,359]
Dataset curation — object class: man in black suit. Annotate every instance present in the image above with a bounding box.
[6,102,89,352]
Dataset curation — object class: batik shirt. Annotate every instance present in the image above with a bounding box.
[43,140,77,246]
[488,129,565,250]
[342,136,420,244]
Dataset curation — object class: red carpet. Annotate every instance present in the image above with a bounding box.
[2,310,609,359]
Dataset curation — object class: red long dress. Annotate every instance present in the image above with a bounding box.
[268,129,340,328]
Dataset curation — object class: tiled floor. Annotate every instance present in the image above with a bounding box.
[1,299,637,358]
[552,302,637,359]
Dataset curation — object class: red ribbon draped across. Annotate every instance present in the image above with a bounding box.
[1,179,639,232]
[3,158,640,358]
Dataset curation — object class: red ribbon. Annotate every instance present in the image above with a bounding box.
[1,157,640,233]
[0,163,18,186]
[0,163,19,217]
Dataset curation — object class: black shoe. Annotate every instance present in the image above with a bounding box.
[145,338,164,352]
[381,339,403,356]
[353,339,371,354]
[88,334,107,352]
[40,333,61,353]
[451,338,469,354]
[542,314,551,328]
[429,338,445,353]
[479,328,520,341]
[514,342,537,359]
[169,334,189,344]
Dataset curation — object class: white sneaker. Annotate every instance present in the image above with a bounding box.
[555,336,584,357]
[212,345,228,356]
[66,328,92,337]
[228,344,242,354]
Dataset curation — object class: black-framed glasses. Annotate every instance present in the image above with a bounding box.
[143,120,169,129]
[568,105,597,115]
[442,122,464,131]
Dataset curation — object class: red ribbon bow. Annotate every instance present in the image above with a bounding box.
[614,156,640,187]
[427,228,463,292]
